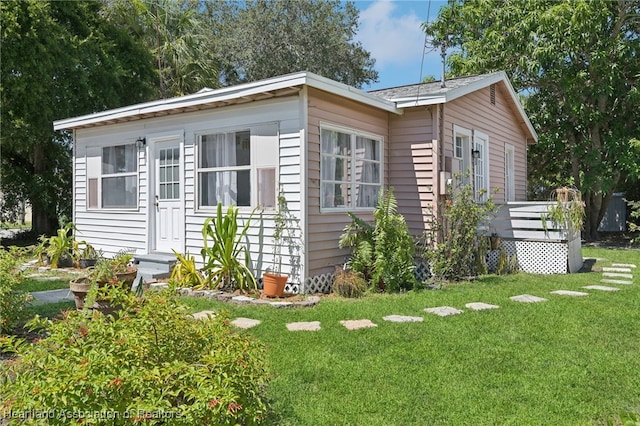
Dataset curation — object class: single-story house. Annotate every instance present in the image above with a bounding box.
[54,71,537,292]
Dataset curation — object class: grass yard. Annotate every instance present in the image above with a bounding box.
[19,277,70,293]
[180,247,640,425]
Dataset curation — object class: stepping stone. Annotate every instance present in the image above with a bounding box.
[602,267,632,273]
[25,273,44,278]
[382,315,424,323]
[286,321,321,331]
[191,310,216,320]
[510,294,547,303]
[550,290,589,296]
[424,306,463,317]
[603,272,633,279]
[600,279,633,285]
[465,302,500,311]
[340,319,377,330]
[149,282,168,290]
[231,317,261,329]
[582,285,620,292]
[612,263,636,268]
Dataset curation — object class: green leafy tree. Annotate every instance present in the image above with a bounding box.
[0,1,155,234]
[424,0,640,240]
[208,0,378,88]
[102,0,221,98]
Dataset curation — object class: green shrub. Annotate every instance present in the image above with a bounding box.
[339,188,417,292]
[200,203,257,292]
[0,247,31,333]
[0,288,270,425]
[425,182,496,281]
[628,199,640,245]
[332,267,367,298]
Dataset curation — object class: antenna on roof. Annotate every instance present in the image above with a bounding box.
[440,43,446,88]
[422,0,450,88]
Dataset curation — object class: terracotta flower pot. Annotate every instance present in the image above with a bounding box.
[69,276,91,310]
[262,273,288,298]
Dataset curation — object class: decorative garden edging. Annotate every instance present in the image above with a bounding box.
[158,284,321,308]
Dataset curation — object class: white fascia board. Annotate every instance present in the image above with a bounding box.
[304,72,400,114]
[54,71,400,130]
[395,96,446,108]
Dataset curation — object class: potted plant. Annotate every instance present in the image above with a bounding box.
[69,250,137,310]
[262,192,290,297]
[489,232,501,250]
[75,242,102,269]
[37,222,77,268]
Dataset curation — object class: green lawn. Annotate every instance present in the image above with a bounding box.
[20,277,71,293]
[180,247,640,425]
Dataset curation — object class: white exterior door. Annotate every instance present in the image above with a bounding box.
[153,139,183,253]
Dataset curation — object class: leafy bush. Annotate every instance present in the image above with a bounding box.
[0,247,30,333]
[0,288,270,425]
[627,199,640,245]
[339,188,417,292]
[200,203,257,292]
[425,182,496,281]
[170,250,206,288]
[332,267,367,298]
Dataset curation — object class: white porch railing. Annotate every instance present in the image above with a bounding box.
[487,202,583,274]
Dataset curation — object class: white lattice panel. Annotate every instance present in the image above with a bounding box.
[304,272,334,294]
[506,240,568,274]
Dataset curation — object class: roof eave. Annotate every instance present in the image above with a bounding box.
[54,72,400,131]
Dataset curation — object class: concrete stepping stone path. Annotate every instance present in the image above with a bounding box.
[232,318,261,329]
[602,267,632,273]
[340,319,377,330]
[382,315,424,323]
[286,321,321,331]
[190,310,216,320]
[424,306,464,317]
[603,272,633,279]
[550,290,589,297]
[510,294,547,303]
[465,302,500,311]
[582,285,620,292]
[600,279,633,285]
[611,263,636,268]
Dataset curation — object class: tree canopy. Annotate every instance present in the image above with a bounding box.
[424,0,640,240]
[207,0,378,88]
[1,0,378,233]
[1,1,156,233]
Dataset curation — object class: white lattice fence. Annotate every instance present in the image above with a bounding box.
[487,239,579,274]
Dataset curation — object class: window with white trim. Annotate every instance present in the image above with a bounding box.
[453,125,472,185]
[196,124,278,210]
[320,126,382,210]
[86,144,139,209]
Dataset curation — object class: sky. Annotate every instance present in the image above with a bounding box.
[352,0,448,91]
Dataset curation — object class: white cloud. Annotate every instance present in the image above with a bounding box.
[356,1,427,68]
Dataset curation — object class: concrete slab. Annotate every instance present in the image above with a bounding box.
[382,315,424,323]
[603,272,633,279]
[286,321,321,331]
[509,294,548,303]
[30,289,73,303]
[550,290,589,296]
[600,279,633,285]
[465,302,500,311]
[582,285,620,292]
[611,263,636,268]
[340,319,377,330]
[424,306,463,317]
[190,310,216,320]
[602,267,632,273]
[231,317,261,329]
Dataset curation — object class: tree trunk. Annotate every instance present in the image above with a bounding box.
[31,144,59,235]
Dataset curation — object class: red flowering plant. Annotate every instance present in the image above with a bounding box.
[0,286,271,425]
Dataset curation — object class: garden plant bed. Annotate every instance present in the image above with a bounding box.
[174,286,321,308]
